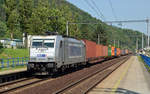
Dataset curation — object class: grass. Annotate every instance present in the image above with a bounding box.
[0,48,28,71]
[0,48,29,59]
[138,56,150,72]
[137,56,143,62]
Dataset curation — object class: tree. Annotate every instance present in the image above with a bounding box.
[18,0,34,47]
[0,21,7,38]
[7,9,19,40]
[0,0,5,21]
[3,0,17,22]
[78,24,90,40]
[28,0,66,35]
[93,24,107,45]
[18,0,34,34]
[3,0,19,40]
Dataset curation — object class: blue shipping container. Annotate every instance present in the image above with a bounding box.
[115,48,117,56]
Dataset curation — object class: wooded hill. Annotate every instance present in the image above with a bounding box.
[0,0,147,51]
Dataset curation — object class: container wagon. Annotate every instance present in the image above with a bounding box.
[102,46,108,57]
[108,47,111,56]
[111,46,115,56]
[96,44,103,58]
[117,48,121,56]
[82,39,96,62]
[115,48,117,56]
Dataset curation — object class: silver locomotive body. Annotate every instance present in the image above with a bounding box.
[28,35,86,75]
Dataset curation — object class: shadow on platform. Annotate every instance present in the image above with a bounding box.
[90,87,140,94]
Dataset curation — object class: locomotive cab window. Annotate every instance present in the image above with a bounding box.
[32,39,55,48]
[44,39,55,48]
[32,39,43,47]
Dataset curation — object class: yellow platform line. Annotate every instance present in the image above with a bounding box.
[111,58,133,94]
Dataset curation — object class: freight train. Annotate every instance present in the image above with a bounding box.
[27,35,130,75]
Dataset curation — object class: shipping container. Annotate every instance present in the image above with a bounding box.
[121,50,123,55]
[111,46,115,56]
[117,48,121,56]
[102,46,108,56]
[125,49,128,54]
[121,49,125,55]
[82,40,96,60]
[115,48,117,56]
[108,47,111,56]
[96,44,103,57]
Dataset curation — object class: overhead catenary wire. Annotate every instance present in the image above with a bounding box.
[83,0,106,21]
[90,0,106,21]
[108,0,118,21]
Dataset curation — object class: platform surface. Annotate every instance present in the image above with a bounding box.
[88,56,150,94]
[0,67,27,76]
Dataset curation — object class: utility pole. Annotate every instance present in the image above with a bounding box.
[118,40,119,48]
[146,19,149,48]
[142,32,144,49]
[66,21,69,36]
[114,40,115,47]
[136,37,138,50]
[120,41,121,48]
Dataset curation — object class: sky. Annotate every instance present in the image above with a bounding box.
[66,0,150,35]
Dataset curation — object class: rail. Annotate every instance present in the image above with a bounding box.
[140,54,150,67]
[0,57,28,69]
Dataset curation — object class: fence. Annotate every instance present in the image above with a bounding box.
[0,57,29,69]
[140,54,150,67]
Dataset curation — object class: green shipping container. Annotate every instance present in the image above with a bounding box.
[108,47,111,56]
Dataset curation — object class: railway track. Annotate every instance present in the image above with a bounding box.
[0,71,27,84]
[0,76,53,94]
[10,55,130,94]
[54,56,129,94]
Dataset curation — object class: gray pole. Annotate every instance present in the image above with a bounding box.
[136,37,138,50]
[66,21,69,36]
[120,41,121,48]
[147,19,149,48]
[142,32,144,49]
[114,40,115,47]
[118,40,119,48]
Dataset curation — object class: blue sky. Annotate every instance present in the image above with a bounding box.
[66,0,150,34]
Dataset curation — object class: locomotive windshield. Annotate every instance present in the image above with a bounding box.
[43,40,54,48]
[32,39,43,47]
[32,39,55,48]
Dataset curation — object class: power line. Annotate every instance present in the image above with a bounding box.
[108,0,117,20]
[105,19,149,48]
[84,0,106,21]
[84,0,100,19]
[90,0,106,21]
[105,19,148,23]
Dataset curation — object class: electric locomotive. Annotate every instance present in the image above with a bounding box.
[28,35,86,75]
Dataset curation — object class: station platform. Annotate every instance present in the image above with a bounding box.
[88,56,150,94]
[0,67,27,76]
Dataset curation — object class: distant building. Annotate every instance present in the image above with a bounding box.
[0,39,23,48]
